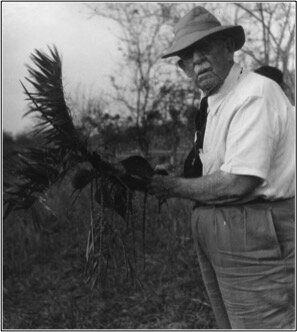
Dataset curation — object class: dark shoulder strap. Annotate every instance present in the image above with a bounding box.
[183,97,208,178]
[183,146,203,178]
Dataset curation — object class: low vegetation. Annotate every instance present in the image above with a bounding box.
[3,175,216,329]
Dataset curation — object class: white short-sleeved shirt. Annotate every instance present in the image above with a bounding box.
[200,63,295,200]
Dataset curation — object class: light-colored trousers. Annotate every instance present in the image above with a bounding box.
[191,198,295,329]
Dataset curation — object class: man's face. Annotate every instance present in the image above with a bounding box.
[177,36,234,95]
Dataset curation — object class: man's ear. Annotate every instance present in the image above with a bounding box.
[225,37,235,57]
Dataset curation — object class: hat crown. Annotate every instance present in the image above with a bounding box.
[175,6,221,38]
[161,6,245,58]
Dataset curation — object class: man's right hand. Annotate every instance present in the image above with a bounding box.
[154,163,174,175]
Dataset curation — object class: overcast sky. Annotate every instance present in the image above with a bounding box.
[3,2,122,136]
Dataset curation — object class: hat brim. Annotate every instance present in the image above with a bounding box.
[161,25,245,59]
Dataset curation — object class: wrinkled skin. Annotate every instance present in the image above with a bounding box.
[178,36,235,95]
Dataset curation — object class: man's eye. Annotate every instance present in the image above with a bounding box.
[199,43,211,52]
[181,50,192,60]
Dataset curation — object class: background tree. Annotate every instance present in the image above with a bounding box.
[75,96,122,158]
[86,3,198,157]
[149,82,200,165]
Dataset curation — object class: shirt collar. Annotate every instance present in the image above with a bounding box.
[207,63,243,116]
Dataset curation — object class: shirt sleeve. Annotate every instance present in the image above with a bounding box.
[220,95,278,180]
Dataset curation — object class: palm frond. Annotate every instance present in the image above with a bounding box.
[21,46,86,154]
[3,45,160,289]
[4,45,153,219]
[3,146,63,218]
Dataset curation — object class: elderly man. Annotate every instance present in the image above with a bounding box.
[148,6,295,329]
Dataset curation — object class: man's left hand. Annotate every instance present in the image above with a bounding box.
[147,174,180,200]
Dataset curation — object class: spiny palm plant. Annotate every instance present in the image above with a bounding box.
[3,45,161,288]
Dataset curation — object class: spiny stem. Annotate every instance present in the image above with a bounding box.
[142,192,148,269]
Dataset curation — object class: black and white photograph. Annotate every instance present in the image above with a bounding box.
[2,1,296,329]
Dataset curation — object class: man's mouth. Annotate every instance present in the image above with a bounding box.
[194,66,212,76]
[199,69,212,76]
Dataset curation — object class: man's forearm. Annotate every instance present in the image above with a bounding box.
[150,171,262,204]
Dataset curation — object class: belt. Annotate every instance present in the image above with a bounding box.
[193,197,294,209]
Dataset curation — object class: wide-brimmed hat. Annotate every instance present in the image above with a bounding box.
[162,6,245,58]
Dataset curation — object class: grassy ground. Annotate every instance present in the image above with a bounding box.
[3,179,216,329]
